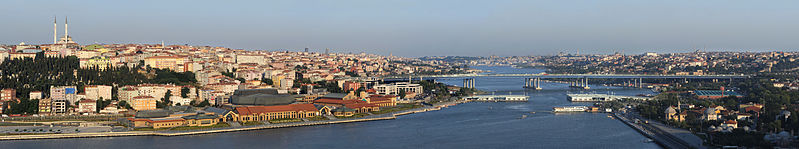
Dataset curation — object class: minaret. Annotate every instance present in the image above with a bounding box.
[53,16,57,44]
[64,16,68,39]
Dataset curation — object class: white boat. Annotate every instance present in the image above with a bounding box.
[553,106,588,112]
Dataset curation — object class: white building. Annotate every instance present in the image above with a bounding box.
[84,85,112,100]
[374,82,423,96]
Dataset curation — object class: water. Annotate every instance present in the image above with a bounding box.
[0,66,660,149]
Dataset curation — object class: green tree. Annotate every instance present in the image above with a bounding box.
[398,89,406,99]
[197,99,211,107]
[181,87,190,98]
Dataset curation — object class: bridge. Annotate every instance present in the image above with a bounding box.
[380,73,750,90]
[384,73,750,79]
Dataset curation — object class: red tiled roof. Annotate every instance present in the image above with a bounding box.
[235,104,317,115]
[744,106,761,112]
[313,99,364,105]
[344,103,379,109]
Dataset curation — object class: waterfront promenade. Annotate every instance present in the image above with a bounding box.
[613,112,705,149]
[0,103,457,141]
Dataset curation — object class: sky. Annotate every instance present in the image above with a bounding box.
[1,0,799,57]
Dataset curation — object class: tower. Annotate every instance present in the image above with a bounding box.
[64,16,68,39]
[325,48,329,54]
[53,16,57,44]
[304,47,309,52]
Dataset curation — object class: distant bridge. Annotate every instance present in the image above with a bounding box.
[379,73,750,90]
[383,73,750,79]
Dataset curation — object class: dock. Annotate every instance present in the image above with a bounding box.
[567,93,652,102]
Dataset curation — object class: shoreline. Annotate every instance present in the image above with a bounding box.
[0,102,462,141]
[612,112,702,149]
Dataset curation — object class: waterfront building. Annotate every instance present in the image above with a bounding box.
[367,95,398,107]
[374,82,423,96]
[232,104,319,122]
[182,113,222,127]
[129,117,185,129]
[50,86,78,104]
[52,100,67,114]
[77,99,97,114]
[331,107,356,117]
[201,107,234,122]
[37,98,52,115]
[344,103,380,113]
[131,96,157,111]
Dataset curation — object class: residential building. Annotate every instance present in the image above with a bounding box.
[144,55,187,72]
[29,91,42,100]
[84,85,112,100]
[38,98,52,115]
[131,96,157,111]
[1,89,16,102]
[78,99,97,114]
[50,86,78,104]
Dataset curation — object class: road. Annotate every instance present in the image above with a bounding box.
[617,112,703,149]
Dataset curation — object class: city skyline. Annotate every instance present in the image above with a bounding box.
[2,0,799,57]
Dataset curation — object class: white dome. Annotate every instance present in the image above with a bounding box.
[665,106,677,114]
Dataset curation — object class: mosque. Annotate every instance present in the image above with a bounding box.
[54,16,77,45]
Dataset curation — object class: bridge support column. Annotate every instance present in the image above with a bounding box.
[639,78,643,88]
[524,78,530,88]
[536,77,542,90]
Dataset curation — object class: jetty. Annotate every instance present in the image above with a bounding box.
[462,95,529,102]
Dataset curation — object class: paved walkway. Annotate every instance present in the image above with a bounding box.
[649,122,706,149]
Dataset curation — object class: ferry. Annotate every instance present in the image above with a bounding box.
[552,106,588,112]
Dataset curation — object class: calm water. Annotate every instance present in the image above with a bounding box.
[0,66,660,149]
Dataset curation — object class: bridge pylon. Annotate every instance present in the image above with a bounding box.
[524,77,542,90]
[463,78,475,89]
[569,77,590,89]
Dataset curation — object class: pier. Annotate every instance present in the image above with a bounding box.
[567,94,652,102]
[462,95,529,102]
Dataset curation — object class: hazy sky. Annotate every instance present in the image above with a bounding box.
[2,0,799,57]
